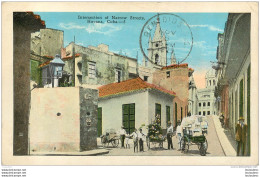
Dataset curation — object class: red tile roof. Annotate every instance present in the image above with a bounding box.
[161,63,188,70]
[26,12,46,27]
[98,77,176,98]
[38,60,50,68]
[62,53,80,60]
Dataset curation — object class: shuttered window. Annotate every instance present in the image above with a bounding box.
[122,103,135,134]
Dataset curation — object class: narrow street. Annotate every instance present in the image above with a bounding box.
[99,116,225,156]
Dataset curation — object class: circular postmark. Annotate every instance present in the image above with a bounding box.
[139,13,193,67]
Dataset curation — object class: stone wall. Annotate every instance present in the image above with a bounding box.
[79,87,98,151]
[13,12,46,155]
[31,28,64,57]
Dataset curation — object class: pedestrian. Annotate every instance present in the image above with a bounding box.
[125,133,131,149]
[119,126,126,148]
[235,117,247,156]
[131,128,138,152]
[176,120,183,150]
[138,128,145,152]
[167,121,174,150]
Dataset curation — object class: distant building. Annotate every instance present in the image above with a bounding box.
[30,28,64,87]
[197,69,217,116]
[215,13,251,155]
[152,63,194,127]
[98,77,175,135]
[188,75,198,115]
[62,43,138,88]
[139,15,177,83]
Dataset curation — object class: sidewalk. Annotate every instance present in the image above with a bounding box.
[30,148,109,156]
[212,115,237,156]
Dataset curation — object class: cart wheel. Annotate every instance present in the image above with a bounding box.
[200,142,206,156]
[159,142,163,149]
[181,137,189,153]
[111,139,119,148]
[204,139,208,151]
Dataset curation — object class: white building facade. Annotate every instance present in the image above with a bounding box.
[197,69,217,116]
[98,77,175,135]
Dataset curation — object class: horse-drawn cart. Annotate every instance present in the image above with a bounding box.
[146,136,166,150]
[100,129,120,148]
[180,116,208,156]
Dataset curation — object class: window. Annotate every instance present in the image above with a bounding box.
[144,76,148,81]
[209,80,211,86]
[213,80,216,86]
[122,103,135,134]
[115,69,121,83]
[175,103,177,127]
[208,102,210,106]
[199,103,201,107]
[207,111,210,115]
[155,103,161,125]
[239,79,244,117]
[156,43,159,47]
[247,64,251,155]
[203,111,206,116]
[203,102,206,107]
[199,111,201,115]
[155,54,159,64]
[97,107,102,137]
[88,62,96,78]
[166,106,170,125]
[166,71,170,78]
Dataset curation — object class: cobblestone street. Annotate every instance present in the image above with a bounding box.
[99,116,225,156]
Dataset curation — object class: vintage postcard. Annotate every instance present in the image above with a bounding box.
[2,2,258,165]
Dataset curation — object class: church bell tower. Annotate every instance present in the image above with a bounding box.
[147,15,167,67]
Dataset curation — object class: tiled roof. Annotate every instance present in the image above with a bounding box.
[98,77,176,98]
[62,53,80,60]
[26,12,46,26]
[38,60,50,68]
[161,63,188,70]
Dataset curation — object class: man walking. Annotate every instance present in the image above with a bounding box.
[235,117,247,156]
[119,126,126,148]
[167,121,174,150]
[138,128,145,152]
[176,120,183,150]
[131,128,138,153]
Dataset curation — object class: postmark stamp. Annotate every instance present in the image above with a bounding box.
[139,13,193,67]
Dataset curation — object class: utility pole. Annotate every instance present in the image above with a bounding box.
[72,36,75,86]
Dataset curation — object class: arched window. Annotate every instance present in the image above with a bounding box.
[155,54,159,64]
[209,80,211,86]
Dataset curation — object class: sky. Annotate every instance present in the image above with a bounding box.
[36,12,228,88]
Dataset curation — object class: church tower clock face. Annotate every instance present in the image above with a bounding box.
[140,13,193,67]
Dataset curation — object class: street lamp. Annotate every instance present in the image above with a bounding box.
[42,54,65,88]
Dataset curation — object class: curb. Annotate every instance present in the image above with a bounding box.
[212,115,236,156]
[30,149,109,156]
